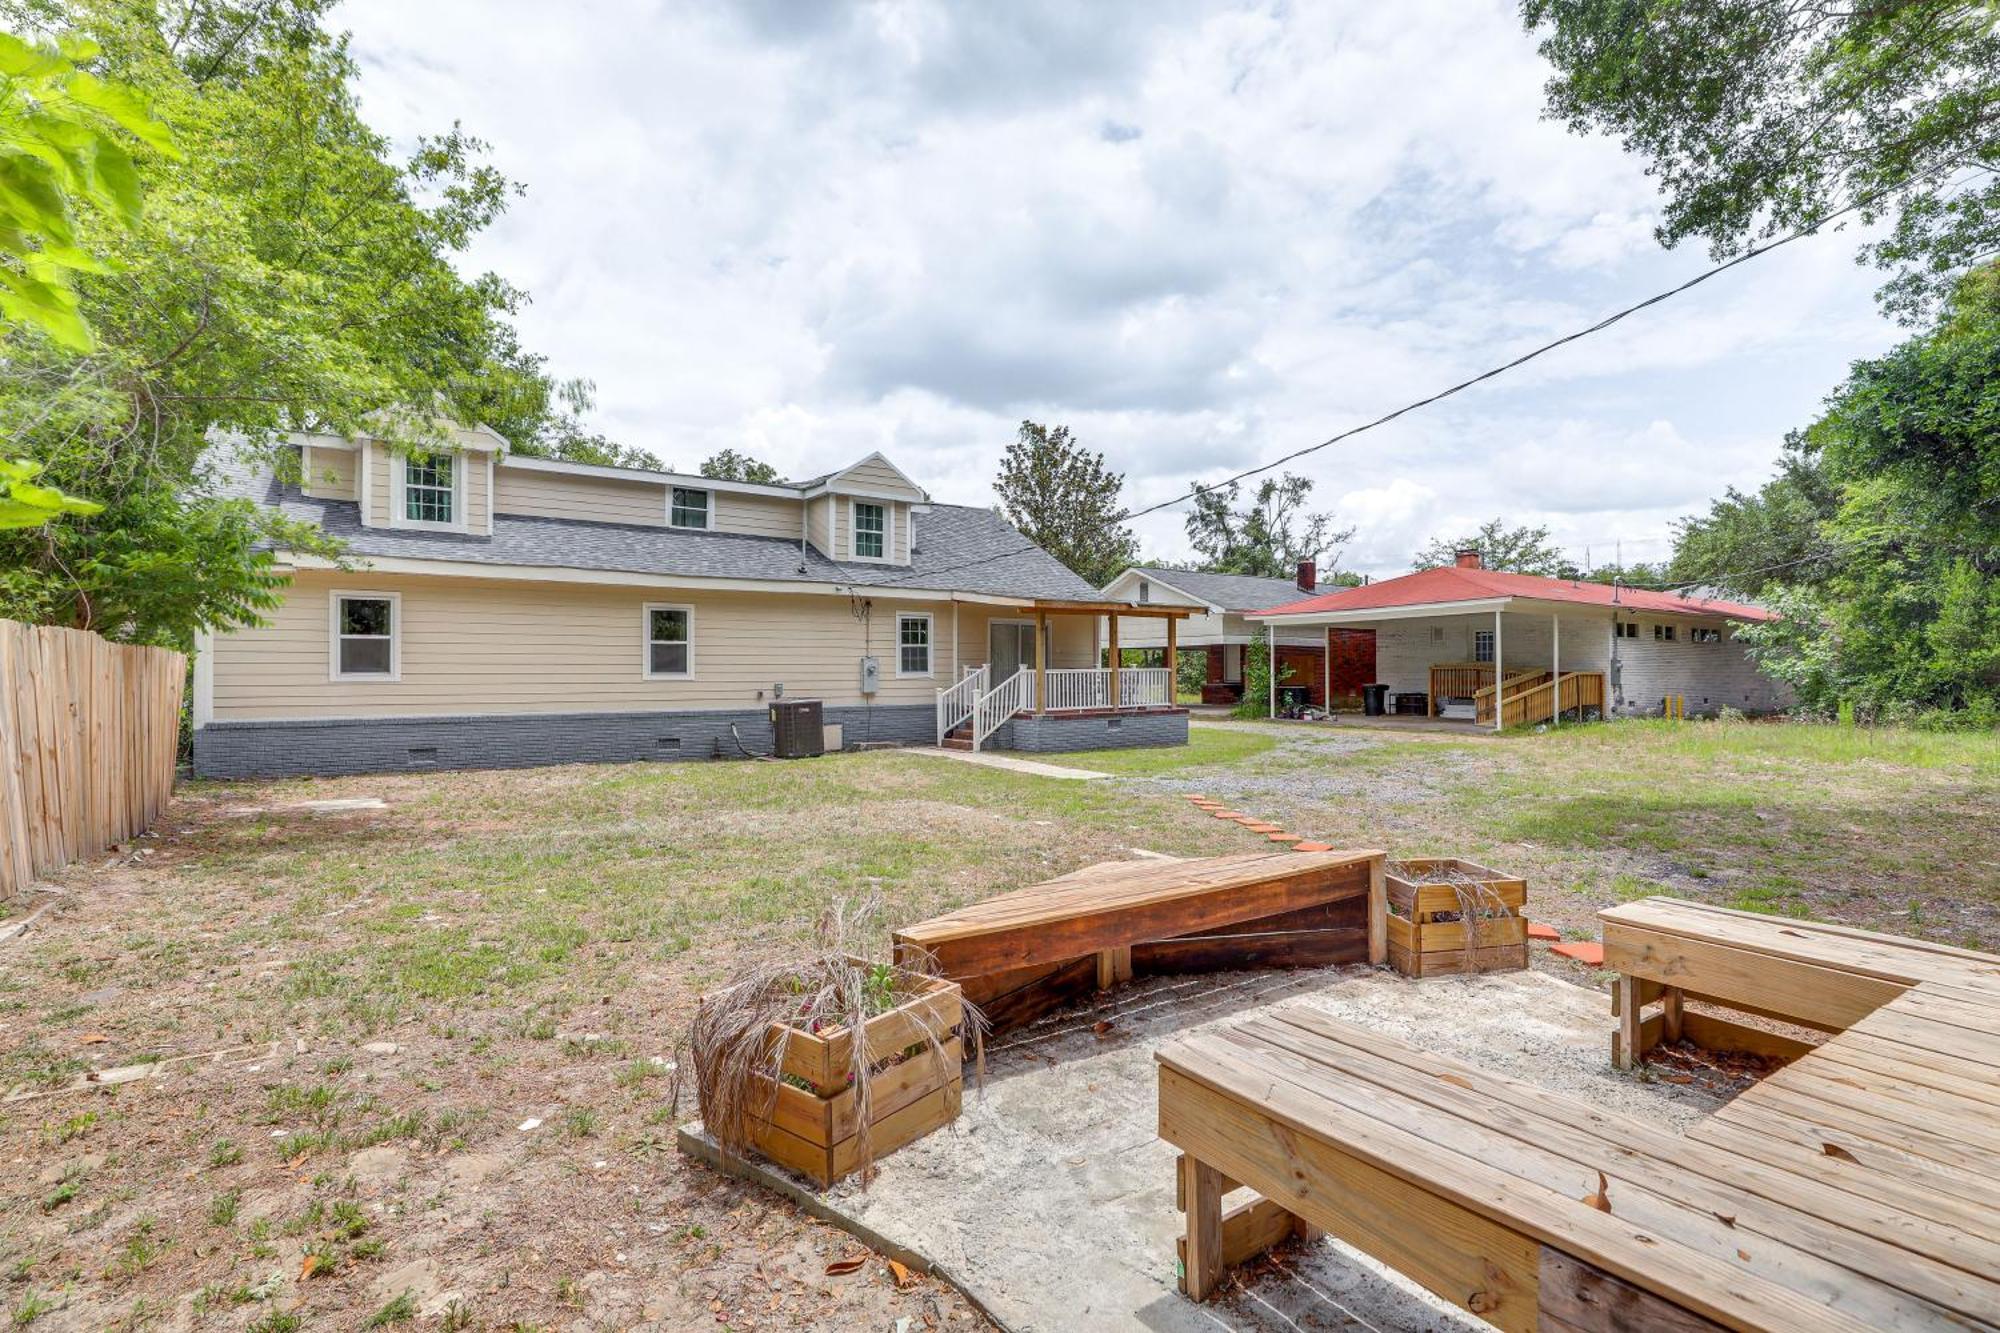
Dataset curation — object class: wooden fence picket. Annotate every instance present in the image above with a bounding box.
[0,619,186,898]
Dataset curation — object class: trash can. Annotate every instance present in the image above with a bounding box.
[1362,683,1389,716]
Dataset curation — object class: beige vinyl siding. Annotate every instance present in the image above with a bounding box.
[494,466,667,526]
[952,608,1096,674]
[715,491,802,539]
[468,453,492,534]
[210,570,961,719]
[300,445,357,501]
[835,456,926,501]
[834,498,911,564]
[1109,611,1316,649]
[366,442,390,525]
[895,504,912,562]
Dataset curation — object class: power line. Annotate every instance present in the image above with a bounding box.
[844,161,1954,600]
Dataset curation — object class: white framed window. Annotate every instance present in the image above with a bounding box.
[1137,579,1151,604]
[391,452,465,531]
[897,613,932,676]
[1616,621,1639,639]
[1654,624,1676,642]
[1692,627,1722,643]
[851,500,888,560]
[1473,629,1494,663]
[330,591,399,681]
[642,603,694,679]
[1429,625,1446,644]
[669,486,709,530]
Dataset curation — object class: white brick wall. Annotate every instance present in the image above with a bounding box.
[1609,620,1790,716]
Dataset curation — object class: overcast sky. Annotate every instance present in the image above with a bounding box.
[336,0,1902,578]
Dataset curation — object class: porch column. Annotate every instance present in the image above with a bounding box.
[1493,609,1504,733]
[1322,627,1331,711]
[1165,617,1178,689]
[1551,612,1561,727]
[1034,609,1047,713]
[1268,629,1277,719]
[1108,612,1121,707]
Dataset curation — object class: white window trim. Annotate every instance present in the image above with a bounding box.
[389,452,468,533]
[1473,628,1495,663]
[848,498,892,563]
[329,590,401,682]
[896,612,934,678]
[668,485,711,531]
[641,602,696,680]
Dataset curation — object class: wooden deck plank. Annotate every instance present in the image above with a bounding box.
[1248,1011,2000,1305]
[1602,926,1905,1032]
[1158,1037,1886,1333]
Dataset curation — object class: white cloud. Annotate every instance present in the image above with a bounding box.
[334,0,1905,576]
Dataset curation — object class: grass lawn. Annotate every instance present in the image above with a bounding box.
[0,717,1992,1328]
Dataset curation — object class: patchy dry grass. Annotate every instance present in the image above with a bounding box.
[0,719,1991,1328]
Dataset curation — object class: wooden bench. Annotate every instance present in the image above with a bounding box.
[1158,1009,2000,1330]
[1601,896,2000,1067]
[893,849,1385,1033]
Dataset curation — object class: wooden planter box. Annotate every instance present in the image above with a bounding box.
[738,964,964,1188]
[1384,858,1527,978]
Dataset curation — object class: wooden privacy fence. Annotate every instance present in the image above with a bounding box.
[0,619,185,898]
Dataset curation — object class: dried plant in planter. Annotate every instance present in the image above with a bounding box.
[688,901,983,1187]
[1383,858,1528,978]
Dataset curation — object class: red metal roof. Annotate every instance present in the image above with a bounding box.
[1248,565,1776,621]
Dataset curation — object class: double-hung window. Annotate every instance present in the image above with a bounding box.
[332,593,398,680]
[644,604,693,678]
[403,455,454,524]
[1654,624,1677,642]
[1473,629,1495,663]
[669,487,709,529]
[897,613,932,676]
[852,502,886,560]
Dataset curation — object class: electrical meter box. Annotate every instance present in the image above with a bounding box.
[859,655,879,695]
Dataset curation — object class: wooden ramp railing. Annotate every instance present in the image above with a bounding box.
[0,619,185,897]
[1427,662,1491,713]
[1473,670,1551,725]
[1496,671,1605,729]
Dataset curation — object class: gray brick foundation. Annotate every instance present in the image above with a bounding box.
[193,704,936,779]
[1001,708,1189,753]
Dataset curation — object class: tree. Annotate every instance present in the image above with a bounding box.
[0,2,598,646]
[1523,1,2000,321]
[0,457,100,528]
[993,421,1138,587]
[1685,263,2000,718]
[1413,519,1565,575]
[0,30,178,351]
[1184,473,1352,579]
[701,448,781,484]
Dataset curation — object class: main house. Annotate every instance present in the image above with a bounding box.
[193,426,1189,778]
[1248,550,1787,728]
[1096,564,1339,707]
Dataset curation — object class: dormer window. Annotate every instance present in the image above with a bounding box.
[404,455,454,524]
[852,501,887,559]
[669,487,710,530]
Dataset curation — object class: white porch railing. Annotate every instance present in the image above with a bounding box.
[1119,667,1173,707]
[935,664,988,743]
[973,668,1033,750]
[1044,667,1112,712]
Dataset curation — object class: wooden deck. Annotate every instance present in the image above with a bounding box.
[892,849,1385,1033]
[1159,898,2000,1329]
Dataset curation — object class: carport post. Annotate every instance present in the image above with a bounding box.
[1268,629,1277,719]
[1552,613,1561,727]
[1493,608,1504,733]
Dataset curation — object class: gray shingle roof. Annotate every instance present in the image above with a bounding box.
[217,455,1101,601]
[1128,566,1312,611]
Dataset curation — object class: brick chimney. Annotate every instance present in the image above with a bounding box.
[1454,548,1483,570]
[1295,559,1316,592]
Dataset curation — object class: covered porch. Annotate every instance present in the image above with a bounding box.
[936,599,1193,752]
[1254,598,1611,733]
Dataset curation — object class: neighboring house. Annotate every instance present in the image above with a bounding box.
[1098,564,1334,706]
[1249,550,1787,729]
[193,429,1189,777]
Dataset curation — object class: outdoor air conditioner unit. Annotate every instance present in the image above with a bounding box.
[769,698,825,759]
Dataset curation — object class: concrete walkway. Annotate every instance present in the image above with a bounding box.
[906,746,1111,781]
